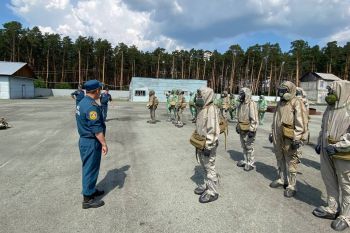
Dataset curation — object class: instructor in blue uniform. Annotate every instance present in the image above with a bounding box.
[76,80,108,209]
[71,84,85,105]
[100,87,112,122]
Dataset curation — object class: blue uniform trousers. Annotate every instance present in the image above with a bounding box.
[79,137,102,196]
[101,105,108,122]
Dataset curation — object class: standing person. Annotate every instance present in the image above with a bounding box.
[192,89,202,123]
[165,91,172,121]
[147,90,158,124]
[220,91,230,119]
[193,87,220,203]
[168,90,177,122]
[257,95,268,125]
[71,84,85,106]
[312,81,350,231]
[236,88,258,171]
[172,90,179,124]
[229,94,237,121]
[189,92,197,121]
[100,87,112,122]
[269,81,308,198]
[76,80,107,209]
[175,90,186,128]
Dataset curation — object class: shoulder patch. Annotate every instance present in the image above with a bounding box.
[89,111,98,120]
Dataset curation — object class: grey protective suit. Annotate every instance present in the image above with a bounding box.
[316,80,350,225]
[195,87,220,197]
[237,88,259,169]
[147,93,157,123]
[271,81,308,191]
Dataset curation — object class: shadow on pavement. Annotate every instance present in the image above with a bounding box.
[227,149,244,162]
[262,146,274,152]
[96,165,130,199]
[301,157,320,170]
[190,165,205,187]
[295,180,326,207]
[255,161,278,182]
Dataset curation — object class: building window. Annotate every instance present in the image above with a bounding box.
[135,90,146,96]
[319,80,325,88]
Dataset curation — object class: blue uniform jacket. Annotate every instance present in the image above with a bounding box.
[100,93,112,106]
[76,96,106,138]
[71,90,85,105]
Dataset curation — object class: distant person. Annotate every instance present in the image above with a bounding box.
[220,91,230,119]
[175,90,186,128]
[147,90,158,124]
[257,95,268,125]
[71,84,85,105]
[189,92,197,122]
[76,80,107,209]
[236,88,258,171]
[100,87,112,122]
[228,94,237,121]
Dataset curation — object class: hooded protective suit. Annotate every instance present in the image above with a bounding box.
[314,80,350,227]
[236,88,259,170]
[229,95,237,120]
[220,91,230,119]
[258,95,268,125]
[195,87,220,199]
[271,81,308,194]
[176,91,186,127]
[147,90,157,123]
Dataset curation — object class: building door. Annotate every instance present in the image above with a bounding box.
[22,84,26,98]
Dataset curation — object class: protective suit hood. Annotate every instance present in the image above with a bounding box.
[200,87,215,106]
[241,87,252,104]
[329,80,350,109]
[281,81,296,101]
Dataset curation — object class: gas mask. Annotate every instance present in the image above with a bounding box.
[296,89,302,97]
[221,94,225,98]
[278,87,291,101]
[195,97,205,108]
[239,91,246,103]
[325,87,337,105]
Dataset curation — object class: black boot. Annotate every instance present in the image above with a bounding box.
[194,186,206,195]
[236,160,246,167]
[312,206,338,220]
[269,180,287,189]
[92,189,105,197]
[82,196,105,209]
[331,217,349,231]
[284,188,296,198]
[199,193,219,203]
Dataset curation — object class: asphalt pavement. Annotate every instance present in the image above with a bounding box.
[0,98,340,233]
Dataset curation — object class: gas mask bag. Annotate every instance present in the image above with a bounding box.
[325,87,337,105]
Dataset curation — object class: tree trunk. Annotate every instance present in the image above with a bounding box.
[46,49,49,88]
[156,53,160,78]
[196,61,199,80]
[254,60,263,95]
[78,50,81,84]
[102,51,106,84]
[172,56,175,79]
[296,56,299,87]
[120,51,124,90]
[181,57,184,79]
[268,62,273,96]
[230,55,236,94]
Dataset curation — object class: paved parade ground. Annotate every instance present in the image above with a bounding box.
[0,98,335,233]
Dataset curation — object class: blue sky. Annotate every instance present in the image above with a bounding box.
[1,0,349,52]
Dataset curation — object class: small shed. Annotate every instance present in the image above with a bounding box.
[129,77,207,102]
[0,61,36,99]
[300,72,341,104]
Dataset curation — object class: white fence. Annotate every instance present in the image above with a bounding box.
[34,88,130,100]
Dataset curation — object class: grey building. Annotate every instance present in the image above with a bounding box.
[300,72,341,104]
[129,77,207,102]
[0,61,36,99]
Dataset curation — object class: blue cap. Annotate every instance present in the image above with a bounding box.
[84,80,103,91]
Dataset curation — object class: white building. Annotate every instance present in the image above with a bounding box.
[129,77,207,102]
[0,62,36,99]
[300,72,341,104]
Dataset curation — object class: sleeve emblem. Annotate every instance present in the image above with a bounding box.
[89,111,98,120]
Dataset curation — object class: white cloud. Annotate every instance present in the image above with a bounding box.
[8,0,350,51]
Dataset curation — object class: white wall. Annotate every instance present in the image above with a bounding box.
[35,88,53,97]
[9,77,34,99]
[0,76,9,99]
[48,89,130,99]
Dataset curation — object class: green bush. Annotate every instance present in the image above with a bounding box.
[54,83,72,89]
[34,77,46,88]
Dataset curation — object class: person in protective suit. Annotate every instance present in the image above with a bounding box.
[194,87,220,203]
[147,90,158,124]
[257,95,268,125]
[172,90,180,124]
[269,81,308,198]
[175,90,186,128]
[192,89,202,123]
[236,88,259,171]
[312,80,350,231]
[220,91,230,119]
[189,92,197,121]
[166,91,171,120]
[168,90,177,122]
[229,94,237,121]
